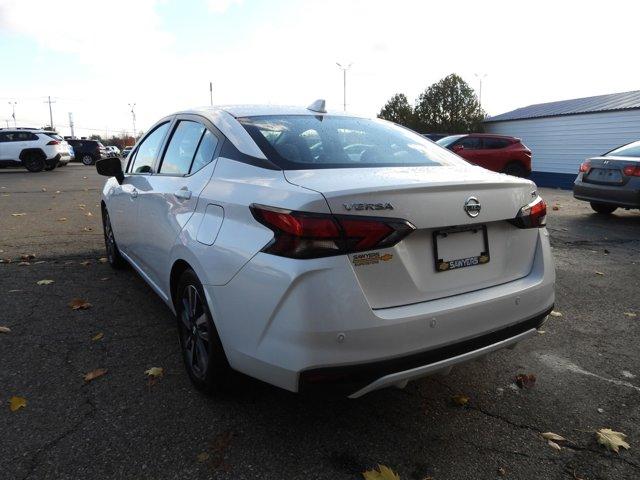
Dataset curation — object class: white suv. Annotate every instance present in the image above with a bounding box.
[96,103,555,397]
[0,129,72,171]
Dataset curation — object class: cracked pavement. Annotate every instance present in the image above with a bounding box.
[1,165,639,479]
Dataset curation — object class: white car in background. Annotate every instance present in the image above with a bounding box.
[0,128,72,171]
[96,101,555,397]
[105,145,121,157]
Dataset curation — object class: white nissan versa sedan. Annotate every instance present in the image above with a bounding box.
[96,101,555,398]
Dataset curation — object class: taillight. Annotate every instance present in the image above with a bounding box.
[510,196,547,229]
[623,165,640,177]
[579,161,591,173]
[46,140,60,145]
[250,205,415,259]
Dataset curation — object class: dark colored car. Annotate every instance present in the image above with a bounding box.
[66,139,107,165]
[436,134,532,177]
[422,133,450,142]
[573,140,640,214]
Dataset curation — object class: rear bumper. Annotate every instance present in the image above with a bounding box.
[573,175,640,208]
[48,153,71,166]
[206,229,555,396]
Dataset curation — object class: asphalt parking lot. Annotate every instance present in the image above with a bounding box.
[1,164,639,480]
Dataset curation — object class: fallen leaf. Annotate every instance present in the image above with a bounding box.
[0,326,11,333]
[78,204,86,208]
[550,310,563,317]
[145,367,164,378]
[18,262,30,266]
[9,396,27,412]
[0,258,12,263]
[85,212,93,217]
[542,432,566,442]
[597,408,604,413]
[451,394,469,406]
[595,271,605,276]
[196,452,210,462]
[55,190,61,194]
[548,440,562,451]
[596,428,630,453]
[363,465,401,480]
[69,298,92,310]
[57,217,67,222]
[41,187,47,192]
[497,467,507,476]
[80,260,91,266]
[82,227,93,232]
[98,257,108,264]
[515,373,536,389]
[11,213,26,217]
[84,368,107,383]
[20,254,35,261]
[552,205,560,211]
[91,332,104,341]
[100,277,110,281]
[623,312,637,318]
[36,279,54,285]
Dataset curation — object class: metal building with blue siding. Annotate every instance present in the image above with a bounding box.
[484,91,640,188]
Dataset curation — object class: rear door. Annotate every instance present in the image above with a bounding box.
[134,115,221,291]
[454,136,483,164]
[474,137,512,172]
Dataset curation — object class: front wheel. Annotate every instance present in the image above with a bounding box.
[44,162,57,171]
[176,269,231,394]
[590,202,617,215]
[101,207,127,269]
[81,154,95,166]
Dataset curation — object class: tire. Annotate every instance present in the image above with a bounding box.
[176,269,231,394]
[101,207,127,269]
[590,202,617,215]
[502,162,528,178]
[44,162,57,171]
[22,153,45,172]
[81,154,95,166]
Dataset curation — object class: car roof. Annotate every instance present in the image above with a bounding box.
[466,133,518,140]
[185,104,360,119]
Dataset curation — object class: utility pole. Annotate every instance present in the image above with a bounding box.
[474,73,487,109]
[68,112,75,138]
[336,63,353,111]
[128,103,137,139]
[4,119,8,128]
[209,81,213,106]
[8,101,17,127]
[44,96,56,130]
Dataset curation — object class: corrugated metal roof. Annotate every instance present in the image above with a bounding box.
[485,90,640,123]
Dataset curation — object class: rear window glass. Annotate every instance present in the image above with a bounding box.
[239,115,465,170]
[483,138,511,149]
[45,133,64,141]
[606,140,640,158]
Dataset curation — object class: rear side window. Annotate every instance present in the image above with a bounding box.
[483,138,511,149]
[129,122,170,173]
[457,137,481,149]
[160,121,205,175]
[605,140,640,158]
[239,115,464,169]
[191,130,218,173]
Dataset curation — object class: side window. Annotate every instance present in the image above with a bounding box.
[483,138,510,149]
[0,133,8,142]
[129,122,170,174]
[159,121,205,175]
[190,129,219,173]
[458,137,481,149]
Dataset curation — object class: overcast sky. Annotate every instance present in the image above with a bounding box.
[0,0,638,138]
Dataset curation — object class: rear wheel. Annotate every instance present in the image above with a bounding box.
[81,154,95,166]
[502,162,528,178]
[176,269,231,394]
[44,162,57,171]
[22,153,45,172]
[101,207,127,269]
[590,202,617,215]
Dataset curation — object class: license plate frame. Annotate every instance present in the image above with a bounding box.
[433,225,490,273]
[586,168,623,184]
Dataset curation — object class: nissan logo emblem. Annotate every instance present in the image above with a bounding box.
[464,197,481,217]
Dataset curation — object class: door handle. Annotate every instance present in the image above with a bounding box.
[130,188,138,199]
[174,188,192,200]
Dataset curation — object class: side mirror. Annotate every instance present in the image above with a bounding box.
[452,144,464,152]
[96,157,124,184]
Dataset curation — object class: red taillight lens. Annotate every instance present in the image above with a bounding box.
[623,165,640,177]
[510,196,547,229]
[250,205,415,259]
[579,161,591,173]
[46,140,60,145]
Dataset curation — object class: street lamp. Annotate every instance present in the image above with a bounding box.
[474,73,487,109]
[128,103,137,139]
[8,101,17,127]
[336,62,353,112]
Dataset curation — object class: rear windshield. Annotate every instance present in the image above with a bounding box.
[605,140,640,158]
[239,115,465,169]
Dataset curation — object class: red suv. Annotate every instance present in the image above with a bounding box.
[436,134,531,177]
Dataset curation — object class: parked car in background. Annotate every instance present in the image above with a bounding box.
[437,134,532,177]
[422,133,450,142]
[96,103,554,397]
[573,140,640,214]
[105,146,121,157]
[0,128,72,171]
[121,146,134,161]
[67,139,107,165]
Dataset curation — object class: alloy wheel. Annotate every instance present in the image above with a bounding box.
[179,285,211,380]
[82,155,94,165]
[103,211,116,263]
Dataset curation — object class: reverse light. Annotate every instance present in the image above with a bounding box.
[510,196,547,229]
[579,161,591,173]
[623,164,640,177]
[250,204,415,259]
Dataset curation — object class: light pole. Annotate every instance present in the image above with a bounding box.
[209,81,213,106]
[474,73,487,108]
[128,103,137,139]
[8,102,17,127]
[336,62,353,111]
